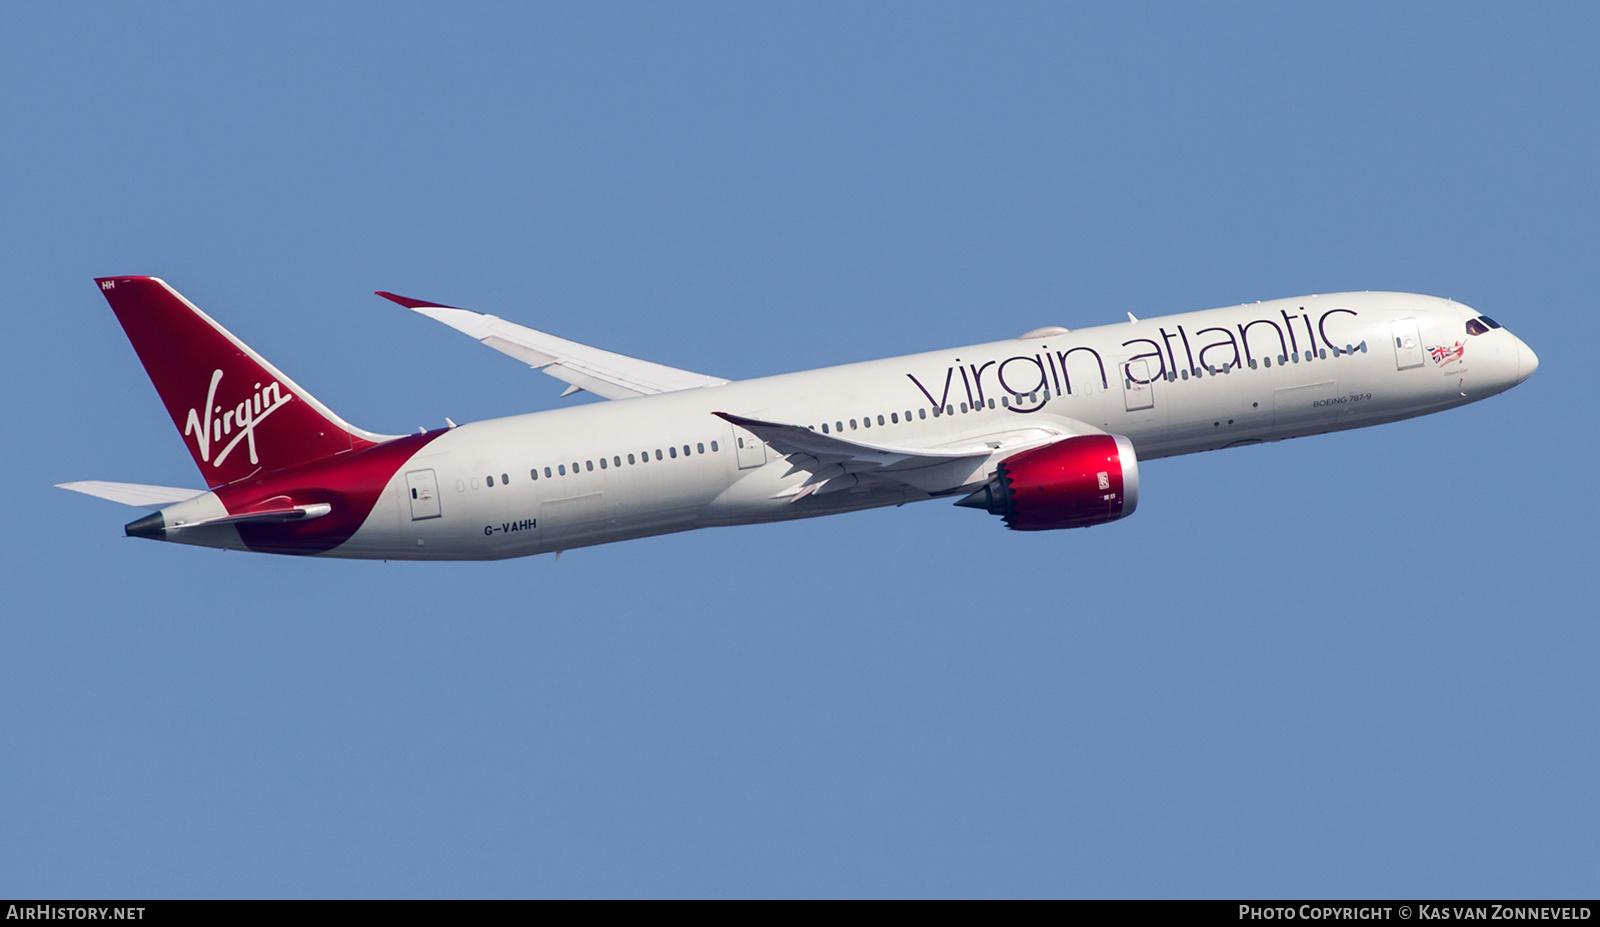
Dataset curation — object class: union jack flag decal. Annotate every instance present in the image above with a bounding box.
[1427,341,1465,365]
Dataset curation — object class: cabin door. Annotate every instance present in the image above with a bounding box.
[1391,319,1425,370]
[732,426,767,469]
[1123,359,1155,411]
[405,469,442,520]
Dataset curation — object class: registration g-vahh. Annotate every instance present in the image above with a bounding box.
[59,277,1538,559]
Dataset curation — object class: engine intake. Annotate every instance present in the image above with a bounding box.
[956,434,1140,530]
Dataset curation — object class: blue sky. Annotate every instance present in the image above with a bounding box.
[2,2,1596,897]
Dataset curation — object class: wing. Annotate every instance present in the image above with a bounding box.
[377,292,729,400]
[713,411,1087,500]
[57,480,205,507]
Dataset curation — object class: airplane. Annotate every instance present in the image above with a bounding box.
[58,276,1538,560]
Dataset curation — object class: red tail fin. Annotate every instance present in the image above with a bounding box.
[96,276,388,488]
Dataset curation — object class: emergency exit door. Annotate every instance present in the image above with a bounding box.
[406,469,442,520]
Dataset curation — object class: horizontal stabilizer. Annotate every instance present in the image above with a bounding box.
[377,291,729,400]
[172,503,332,529]
[57,480,205,508]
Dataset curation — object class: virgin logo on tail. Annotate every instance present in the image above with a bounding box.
[183,369,295,468]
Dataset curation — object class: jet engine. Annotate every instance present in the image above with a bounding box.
[956,434,1140,530]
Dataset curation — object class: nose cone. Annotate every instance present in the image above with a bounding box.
[1517,338,1539,384]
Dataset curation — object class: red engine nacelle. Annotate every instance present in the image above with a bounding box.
[956,434,1140,530]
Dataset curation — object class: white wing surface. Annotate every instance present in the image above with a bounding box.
[378,291,729,400]
[713,411,1085,500]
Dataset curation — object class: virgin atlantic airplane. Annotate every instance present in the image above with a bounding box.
[60,277,1537,560]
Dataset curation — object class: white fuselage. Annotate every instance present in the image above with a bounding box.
[156,292,1535,559]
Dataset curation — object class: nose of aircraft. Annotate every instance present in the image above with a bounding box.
[1517,337,1540,384]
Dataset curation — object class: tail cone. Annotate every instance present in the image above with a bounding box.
[124,511,165,539]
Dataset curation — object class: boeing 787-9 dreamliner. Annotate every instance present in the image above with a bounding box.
[59,277,1537,559]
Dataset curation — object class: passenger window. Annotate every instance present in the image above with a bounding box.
[614,456,622,467]
[1002,396,1010,406]
[1304,351,1312,362]
[411,488,418,499]
[628,453,635,464]
[558,465,566,475]
[878,414,886,425]
[1466,318,1490,336]
[486,475,494,487]
[891,412,899,423]
[947,405,954,415]
[502,473,509,483]
[544,467,552,478]
[862,416,870,428]
[585,460,593,471]
[572,462,579,473]
[683,445,690,457]
[850,419,857,430]
[599,458,607,469]
[530,470,537,481]
[1319,349,1327,359]
[669,446,677,458]
[919,409,927,420]
[1249,359,1258,369]
[697,443,704,454]
[655,449,663,460]
[821,423,829,434]
[836,421,843,432]
[711,441,719,452]
[456,479,465,492]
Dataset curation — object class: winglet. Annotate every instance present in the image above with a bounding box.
[375,291,458,310]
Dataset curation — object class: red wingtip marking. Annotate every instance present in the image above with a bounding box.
[375,290,457,310]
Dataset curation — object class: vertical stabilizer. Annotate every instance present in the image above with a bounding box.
[95,276,389,488]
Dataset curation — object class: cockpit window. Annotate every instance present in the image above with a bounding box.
[1465,319,1490,336]
[1478,315,1502,329]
